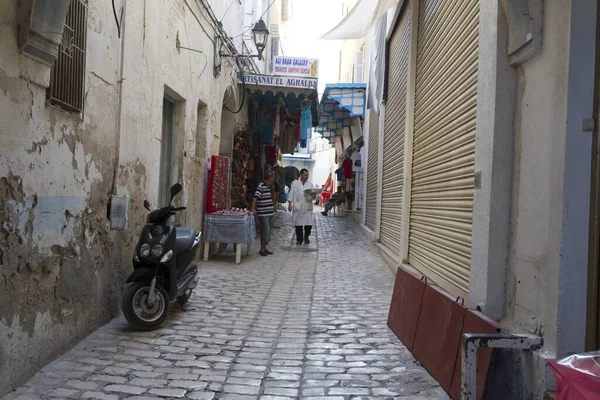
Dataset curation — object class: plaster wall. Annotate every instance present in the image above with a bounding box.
[504,0,569,342]
[0,1,120,395]
[0,0,249,396]
[114,0,247,277]
[498,2,582,396]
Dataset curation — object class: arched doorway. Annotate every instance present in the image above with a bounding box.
[219,86,237,159]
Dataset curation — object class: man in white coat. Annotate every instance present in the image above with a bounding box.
[288,168,316,245]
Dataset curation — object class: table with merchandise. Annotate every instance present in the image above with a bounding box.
[203,209,255,265]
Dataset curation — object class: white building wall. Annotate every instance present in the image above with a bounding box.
[0,0,250,395]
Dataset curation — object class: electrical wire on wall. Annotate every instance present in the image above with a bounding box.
[112,0,124,38]
[183,0,215,45]
[176,44,209,79]
[223,57,247,114]
[195,0,259,73]
[232,0,277,39]
[220,0,236,21]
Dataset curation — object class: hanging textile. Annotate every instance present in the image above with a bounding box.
[342,158,353,178]
[294,110,301,142]
[281,124,297,155]
[206,156,230,213]
[279,108,286,134]
[300,104,312,149]
[259,108,274,145]
[266,145,277,165]
[274,105,281,137]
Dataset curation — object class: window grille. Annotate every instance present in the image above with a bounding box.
[47,0,87,114]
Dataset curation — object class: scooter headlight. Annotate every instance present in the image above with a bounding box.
[151,244,163,258]
[140,243,151,257]
[160,250,173,263]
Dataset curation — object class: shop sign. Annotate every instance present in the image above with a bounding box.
[238,74,317,90]
[273,56,319,78]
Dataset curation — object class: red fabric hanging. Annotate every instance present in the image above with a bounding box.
[342,159,353,178]
[266,146,276,165]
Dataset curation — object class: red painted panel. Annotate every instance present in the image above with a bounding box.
[387,265,426,351]
[413,284,466,391]
[449,309,500,400]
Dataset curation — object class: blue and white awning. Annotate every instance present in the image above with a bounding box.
[316,83,366,139]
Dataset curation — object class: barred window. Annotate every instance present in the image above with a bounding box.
[47,0,87,114]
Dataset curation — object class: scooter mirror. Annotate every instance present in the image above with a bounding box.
[169,183,183,204]
[144,200,152,211]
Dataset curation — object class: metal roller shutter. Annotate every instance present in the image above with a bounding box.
[365,109,379,231]
[408,0,479,298]
[380,6,411,257]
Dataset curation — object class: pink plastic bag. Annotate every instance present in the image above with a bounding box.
[549,351,600,400]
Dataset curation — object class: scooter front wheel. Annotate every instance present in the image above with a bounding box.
[122,281,170,329]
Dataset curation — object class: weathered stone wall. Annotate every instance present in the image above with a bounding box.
[0,0,248,396]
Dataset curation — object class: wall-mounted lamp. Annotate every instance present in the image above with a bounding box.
[220,19,270,61]
[250,19,269,60]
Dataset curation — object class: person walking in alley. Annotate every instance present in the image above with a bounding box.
[321,186,345,216]
[288,168,316,245]
[251,169,276,257]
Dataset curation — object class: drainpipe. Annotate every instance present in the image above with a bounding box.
[461,333,544,400]
[111,0,127,197]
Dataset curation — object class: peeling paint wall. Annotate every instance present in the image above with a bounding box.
[0,0,248,396]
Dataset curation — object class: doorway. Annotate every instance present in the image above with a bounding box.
[160,98,175,207]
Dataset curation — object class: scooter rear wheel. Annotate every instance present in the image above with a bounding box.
[122,281,170,329]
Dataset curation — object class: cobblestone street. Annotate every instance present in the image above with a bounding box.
[4,212,446,400]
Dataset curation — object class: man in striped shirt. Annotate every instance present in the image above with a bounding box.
[251,169,276,257]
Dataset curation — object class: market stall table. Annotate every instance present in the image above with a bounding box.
[203,212,255,264]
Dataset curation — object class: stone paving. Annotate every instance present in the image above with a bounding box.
[4,211,446,400]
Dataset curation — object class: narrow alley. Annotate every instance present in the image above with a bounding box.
[3,213,445,400]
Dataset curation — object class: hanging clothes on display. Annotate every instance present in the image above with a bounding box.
[342,158,353,178]
[279,108,286,134]
[274,105,281,137]
[259,108,274,145]
[299,103,312,148]
[294,110,301,142]
[281,123,297,155]
[266,145,277,165]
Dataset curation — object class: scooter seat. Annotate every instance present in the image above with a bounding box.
[174,227,196,255]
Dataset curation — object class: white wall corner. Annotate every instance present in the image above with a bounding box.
[469,0,516,321]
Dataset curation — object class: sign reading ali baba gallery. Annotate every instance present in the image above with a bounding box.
[273,56,319,78]
[238,74,317,90]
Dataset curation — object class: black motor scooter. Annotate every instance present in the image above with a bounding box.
[122,183,200,329]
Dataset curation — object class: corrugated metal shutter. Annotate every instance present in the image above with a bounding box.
[379,6,411,257]
[365,109,379,231]
[408,0,479,298]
